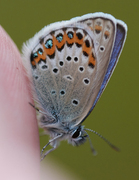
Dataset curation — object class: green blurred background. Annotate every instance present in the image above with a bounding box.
[0,0,138,179]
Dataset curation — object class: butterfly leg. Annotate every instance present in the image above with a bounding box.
[41,145,57,161]
[40,134,63,160]
[29,102,47,115]
[41,141,51,156]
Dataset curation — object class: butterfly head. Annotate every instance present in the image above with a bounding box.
[46,124,88,147]
[68,125,88,146]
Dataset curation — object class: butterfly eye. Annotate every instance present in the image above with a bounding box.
[72,127,82,138]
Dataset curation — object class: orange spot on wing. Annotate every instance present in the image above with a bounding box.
[75,33,84,45]
[61,30,84,47]
[32,50,46,65]
[104,31,110,37]
[53,34,66,49]
[34,56,40,64]
[31,60,36,66]
[82,42,91,56]
[65,32,75,44]
[43,41,55,56]
[95,25,102,31]
[89,26,93,31]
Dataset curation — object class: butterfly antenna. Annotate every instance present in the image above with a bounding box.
[84,128,120,152]
[84,131,97,155]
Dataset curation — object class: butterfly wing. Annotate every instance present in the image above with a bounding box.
[22,13,127,129]
[77,13,127,123]
[68,13,127,126]
[90,22,127,110]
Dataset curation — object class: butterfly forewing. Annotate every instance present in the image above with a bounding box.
[89,22,127,112]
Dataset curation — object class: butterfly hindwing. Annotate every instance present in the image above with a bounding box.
[22,13,127,127]
[21,13,127,158]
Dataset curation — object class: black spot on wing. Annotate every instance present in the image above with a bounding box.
[30,53,36,69]
[67,42,74,48]
[76,32,83,40]
[56,44,65,51]
[47,52,55,59]
[76,43,82,48]
[83,51,88,57]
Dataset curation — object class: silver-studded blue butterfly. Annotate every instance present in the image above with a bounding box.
[22,12,127,160]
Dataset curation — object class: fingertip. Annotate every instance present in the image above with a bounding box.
[0,27,40,180]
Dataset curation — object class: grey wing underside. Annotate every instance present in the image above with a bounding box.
[30,13,127,128]
[80,20,127,124]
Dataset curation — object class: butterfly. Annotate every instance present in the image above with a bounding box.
[22,12,127,160]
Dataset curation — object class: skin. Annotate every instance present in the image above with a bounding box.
[0,26,40,180]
